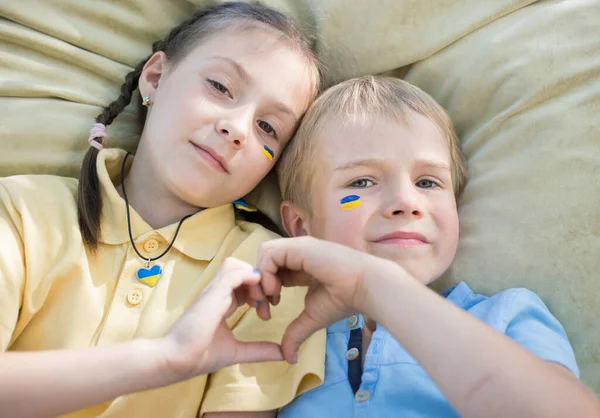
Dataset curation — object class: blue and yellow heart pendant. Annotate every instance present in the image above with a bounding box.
[136,264,162,287]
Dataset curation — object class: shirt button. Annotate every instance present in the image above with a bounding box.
[347,315,359,328]
[355,389,370,402]
[346,347,360,361]
[127,289,143,306]
[143,238,159,253]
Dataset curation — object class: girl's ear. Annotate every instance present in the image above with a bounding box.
[280,200,311,237]
[138,51,168,101]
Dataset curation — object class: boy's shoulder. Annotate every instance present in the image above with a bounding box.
[445,280,547,309]
[444,282,552,329]
[445,281,579,377]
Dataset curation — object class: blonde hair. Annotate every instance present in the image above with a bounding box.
[277,76,467,210]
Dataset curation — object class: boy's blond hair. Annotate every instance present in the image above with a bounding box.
[277,76,468,211]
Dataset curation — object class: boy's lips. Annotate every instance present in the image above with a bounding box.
[191,142,229,173]
[373,231,429,247]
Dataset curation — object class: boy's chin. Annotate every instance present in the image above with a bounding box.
[370,252,443,286]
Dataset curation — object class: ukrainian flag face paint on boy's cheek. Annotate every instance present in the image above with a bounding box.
[340,195,362,210]
[262,145,274,162]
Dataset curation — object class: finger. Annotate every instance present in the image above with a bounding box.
[280,310,323,364]
[212,257,257,293]
[270,294,281,306]
[231,341,284,364]
[256,300,271,320]
[246,282,266,303]
[233,286,247,307]
[257,237,316,277]
[202,270,261,321]
[219,269,261,292]
[279,269,313,288]
[258,266,282,296]
[221,256,255,272]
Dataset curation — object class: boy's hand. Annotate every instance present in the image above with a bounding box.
[256,236,402,363]
[160,257,283,381]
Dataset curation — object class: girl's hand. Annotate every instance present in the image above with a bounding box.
[161,257,283,380]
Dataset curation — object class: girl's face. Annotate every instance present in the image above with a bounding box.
[137,26,314,209]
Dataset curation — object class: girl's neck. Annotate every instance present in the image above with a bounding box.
[118,159,198,230]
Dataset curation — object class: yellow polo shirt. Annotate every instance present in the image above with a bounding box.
[0,149,325,417]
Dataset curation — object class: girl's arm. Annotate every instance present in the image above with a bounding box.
[0,260,282,418]
[0,339,173,417]
[204,411,277,418]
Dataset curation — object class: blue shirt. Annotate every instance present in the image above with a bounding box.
[278,282,579,418]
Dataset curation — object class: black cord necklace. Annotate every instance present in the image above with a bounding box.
[120,152,192,287]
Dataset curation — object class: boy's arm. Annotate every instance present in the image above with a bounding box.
[257,237,600,418]
[365,273,599,418]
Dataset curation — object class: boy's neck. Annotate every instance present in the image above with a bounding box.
[118,161,198,230]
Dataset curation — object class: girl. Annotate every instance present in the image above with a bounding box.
[0,3,323,417]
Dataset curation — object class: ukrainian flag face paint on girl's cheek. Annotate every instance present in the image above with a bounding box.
[262,145,274,162]
[340,195,362,210]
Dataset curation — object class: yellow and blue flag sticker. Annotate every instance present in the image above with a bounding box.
[262,145,274,162]
[233,198,257,212]
[340,195,362,210]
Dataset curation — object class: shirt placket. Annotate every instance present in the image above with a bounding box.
[96,232,164,345]
[354,318,384,418]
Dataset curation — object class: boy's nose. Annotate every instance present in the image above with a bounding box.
[383,184,424,219]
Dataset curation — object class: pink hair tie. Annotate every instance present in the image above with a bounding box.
[88,123,107,150]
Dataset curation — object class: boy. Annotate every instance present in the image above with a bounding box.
[257,76,598,417]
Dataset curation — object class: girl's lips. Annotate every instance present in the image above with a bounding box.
[191,142,228,172]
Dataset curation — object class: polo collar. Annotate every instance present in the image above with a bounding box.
[97,149,236,261]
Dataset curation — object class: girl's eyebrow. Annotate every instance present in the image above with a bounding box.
[209,55,251,83]
[269,101,298,120]
[209,55,298,120]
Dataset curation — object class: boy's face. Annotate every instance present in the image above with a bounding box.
[284,113,459,284]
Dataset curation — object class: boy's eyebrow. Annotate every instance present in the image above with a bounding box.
[334,158,384,171]
[209,55,298,120]
[416,159,452,171]
[334,158,451,171]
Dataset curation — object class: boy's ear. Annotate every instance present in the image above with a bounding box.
[138,51,167,100]
[280,200,311,237]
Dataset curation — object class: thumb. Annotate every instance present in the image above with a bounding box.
[231,341,284,364]
[280,310,323,364]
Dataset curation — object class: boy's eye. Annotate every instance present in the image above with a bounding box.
[350,178,374,188]
[258,120,277,138]
[208,79,232,98]
[416,179,438,189]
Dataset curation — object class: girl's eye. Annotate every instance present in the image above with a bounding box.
[208,79,232,98]
[416,179,439,189]
[258,120,277,138]
[350,178,374,188]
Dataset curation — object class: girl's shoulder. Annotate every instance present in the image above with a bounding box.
[0,174,79,230]
[1,173,78,204]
